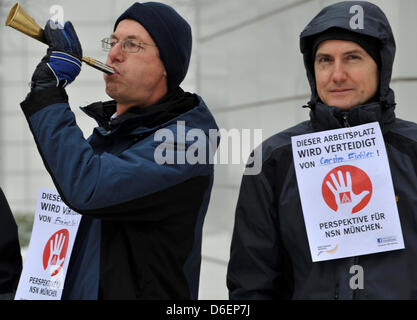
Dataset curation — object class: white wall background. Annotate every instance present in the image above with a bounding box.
[0,0,416,300]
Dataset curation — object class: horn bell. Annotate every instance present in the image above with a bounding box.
[5,3,47,44]
[5,2,115,74]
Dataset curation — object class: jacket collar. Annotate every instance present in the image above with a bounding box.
[309,101,396,134]
[80,87,199,133]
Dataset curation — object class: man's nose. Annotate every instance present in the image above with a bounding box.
[107,42,124,63]
[331,59,348,84]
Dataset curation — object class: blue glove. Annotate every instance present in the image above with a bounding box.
[31,20,82,91]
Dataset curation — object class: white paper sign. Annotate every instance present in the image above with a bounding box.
[292,122,404,262]
[15,188,81,300]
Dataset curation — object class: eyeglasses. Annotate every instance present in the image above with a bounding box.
[101,37,157,53]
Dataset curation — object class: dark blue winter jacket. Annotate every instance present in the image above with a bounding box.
[21,87,219,299]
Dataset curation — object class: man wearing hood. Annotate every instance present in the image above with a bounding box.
[227,1,417,299]
[19,2,218,299]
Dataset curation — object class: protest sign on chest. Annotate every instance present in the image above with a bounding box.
[291,122,404,262]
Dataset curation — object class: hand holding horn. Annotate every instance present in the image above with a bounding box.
[5,3,114,74]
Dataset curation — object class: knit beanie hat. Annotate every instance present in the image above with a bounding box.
[312,27,381,69]
[114,2,192,91]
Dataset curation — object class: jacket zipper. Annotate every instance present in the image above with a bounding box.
[343,113,350,128]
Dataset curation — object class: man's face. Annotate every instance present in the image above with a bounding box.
[314,40,379,110]
[104,19,167,109]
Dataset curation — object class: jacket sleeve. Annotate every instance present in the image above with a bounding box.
[20,88,213,219]
[227,166,291,299]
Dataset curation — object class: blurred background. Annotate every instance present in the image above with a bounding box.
[0,0,416,299]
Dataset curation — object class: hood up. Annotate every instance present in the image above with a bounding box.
[299,1,396,109]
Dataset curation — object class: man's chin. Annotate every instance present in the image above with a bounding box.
[105,86,119,100]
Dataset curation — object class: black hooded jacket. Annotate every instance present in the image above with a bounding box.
[0,188,22,297]
[227,1,417,299]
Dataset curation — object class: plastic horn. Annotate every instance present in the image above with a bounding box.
[5,3,114,74]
